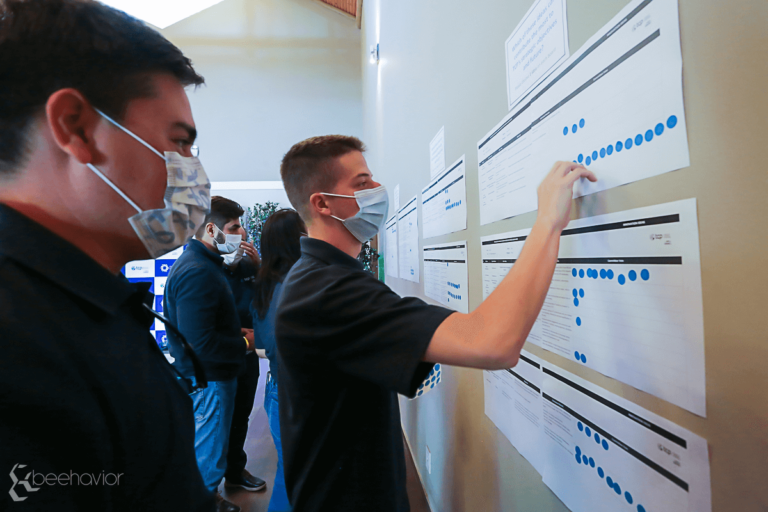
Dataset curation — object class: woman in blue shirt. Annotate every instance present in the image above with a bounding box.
[251,209,306,512]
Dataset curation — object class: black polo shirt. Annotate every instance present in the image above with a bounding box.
[275,237,453,512]
[0,204,214,511]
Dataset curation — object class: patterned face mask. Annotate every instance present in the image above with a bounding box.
[86,108,211,259]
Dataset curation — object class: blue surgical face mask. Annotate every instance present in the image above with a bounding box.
[322,185,389,243]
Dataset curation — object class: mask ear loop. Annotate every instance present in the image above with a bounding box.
[86,163,143,214]
[94,108,166,160]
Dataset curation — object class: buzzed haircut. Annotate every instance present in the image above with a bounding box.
[0,0,205,176]
[280,135,366,222]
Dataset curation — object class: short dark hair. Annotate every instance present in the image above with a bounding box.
[204,196,245,234]
[0,0,205,176]
[280,135,366,222]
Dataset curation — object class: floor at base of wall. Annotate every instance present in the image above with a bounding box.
[220,360,431,512]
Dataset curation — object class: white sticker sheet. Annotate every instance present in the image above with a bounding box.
[384,214,398,278]
[505,0,569,111]
[483,351,546,475]
[429,126,446,179]
[481,199,705,416]
[420,156,468,239]
[397,196,420,283]
[484,353,712,512]
[422,241,469,314]
[541,366,711,512]
[478,0,689,225]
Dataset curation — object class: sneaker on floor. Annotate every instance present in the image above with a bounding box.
[215,492,241,512]
[224,469,267,492]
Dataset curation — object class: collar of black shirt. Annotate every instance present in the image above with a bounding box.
[187,238,225,265]
[300,237,365,270]
[0,203,146,316]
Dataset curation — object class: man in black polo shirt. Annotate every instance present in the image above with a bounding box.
[0,1,214,510]
[276,136,596,511]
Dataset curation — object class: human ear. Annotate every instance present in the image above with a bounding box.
[45,89,100,165]
[309,192,331,218]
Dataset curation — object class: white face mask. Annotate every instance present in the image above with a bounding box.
[222,245,245,267]
[322,185,389,243]
[213,224,242,254]
[86,108,211,259]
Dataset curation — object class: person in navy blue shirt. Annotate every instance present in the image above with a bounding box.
[0,1,216,510]
[250,209,307,512]
[212,196,268,494]
[164,201,256,512]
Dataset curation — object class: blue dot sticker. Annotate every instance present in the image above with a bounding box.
[573,288,578,297]
[578,153,584,163]
[641,269,650,280]
[594,433,600,443]
[578,421,584,431]
[600,148,606,158]
[625,492,634,504]
[575,351,581,360]
[574,298,579,307]
[563,126,569,136]
[655,122,664,136]
[572,124,578,133]
[579,289,584,298]
[607,144,613,155]
[572,268,578,277]
[597,467,604,478]
[614,482,621,495]
[635,134,643,146]
[602,439,609,450]
[575,445,581,455]
[625,138,633,149]
[589,457,595,468]
[579,118,585,128]
[579,269,585,278]
[618,274,626,285]
[585,426,591,437]
[645,129,654,142]
[607,269,614,279]
[580,354,587,363]
[600,269,606,279]
[667,114,678,128]
[583,457,590,466]
[576,317,582,326]
[638,505,646,512]
[586,156,592,165]
[575,453,582,463]
[616,140,623,152]
[592,150,598,161]
[606,476,613,487]
[629,270,637,281]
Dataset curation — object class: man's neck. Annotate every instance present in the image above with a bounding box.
[307,223,362,259]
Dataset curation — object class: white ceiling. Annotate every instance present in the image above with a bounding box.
[99,0,227,29]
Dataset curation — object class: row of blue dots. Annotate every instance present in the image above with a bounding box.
[578,422,609,451]
[574,351,587,363]
[572,267,651,283]
[447,282,460,289]
[448,292,462,300]
[563,118,586,136]
[574,115,678,165]
[575,442,646,510]
[445,199,462,211]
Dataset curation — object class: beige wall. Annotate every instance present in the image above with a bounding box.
[362,0,768,510]
[162,0,362,183]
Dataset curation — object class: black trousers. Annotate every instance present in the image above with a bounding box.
[225,352,260,477]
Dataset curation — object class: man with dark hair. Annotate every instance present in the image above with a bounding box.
[276,135,597,511]
[0,0,214,510]
[209,197,268,494]
[164,196,257,512]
